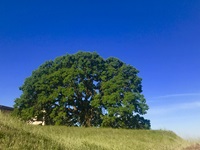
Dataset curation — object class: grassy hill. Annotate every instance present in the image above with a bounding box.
[0,112,191,150]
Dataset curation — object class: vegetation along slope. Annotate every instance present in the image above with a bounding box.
[0,112,193,150]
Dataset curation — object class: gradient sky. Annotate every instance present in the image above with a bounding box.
[1,0,200,139]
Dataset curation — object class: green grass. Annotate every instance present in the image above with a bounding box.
[0,112,191,150]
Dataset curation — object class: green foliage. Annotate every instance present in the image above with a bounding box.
[13,51,150,128]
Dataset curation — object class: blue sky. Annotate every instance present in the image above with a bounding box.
[1,0,200,138]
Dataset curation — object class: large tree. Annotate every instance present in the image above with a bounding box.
[13,52,150,129]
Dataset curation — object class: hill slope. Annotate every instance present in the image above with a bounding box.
[0,112,190,150]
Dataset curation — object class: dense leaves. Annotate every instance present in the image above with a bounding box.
[13,52,150,129]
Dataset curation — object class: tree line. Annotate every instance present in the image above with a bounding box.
[13,51,150,129]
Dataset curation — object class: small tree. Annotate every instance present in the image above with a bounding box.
[13,51,150,129]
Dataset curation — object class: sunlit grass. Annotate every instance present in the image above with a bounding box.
[0,112,192,150]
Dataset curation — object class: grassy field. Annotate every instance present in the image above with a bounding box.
[0,112,195,150]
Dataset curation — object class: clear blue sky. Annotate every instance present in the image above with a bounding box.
[1,0,200,138]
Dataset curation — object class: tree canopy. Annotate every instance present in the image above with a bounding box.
[13,52,150,129]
